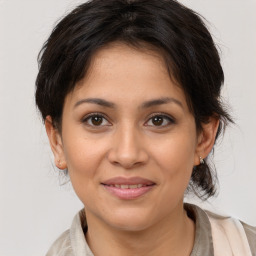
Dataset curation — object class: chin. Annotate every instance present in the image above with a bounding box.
[102,208,155,232]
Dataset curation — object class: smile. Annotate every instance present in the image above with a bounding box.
[101,176,156,200]
[106,184,149,189]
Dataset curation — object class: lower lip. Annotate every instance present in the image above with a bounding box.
[102,185,155,200]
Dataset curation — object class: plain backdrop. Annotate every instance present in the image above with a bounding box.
[0,0,255,255]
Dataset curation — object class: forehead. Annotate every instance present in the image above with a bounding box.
[85,42,171,85]
[66,42,189,111]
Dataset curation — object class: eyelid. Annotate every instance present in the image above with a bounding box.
[81,112,112,126]
[144,112,176,126]
[81,112,175,127]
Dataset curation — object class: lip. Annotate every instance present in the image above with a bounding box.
[101,176,156,200]
[102,176,155,186]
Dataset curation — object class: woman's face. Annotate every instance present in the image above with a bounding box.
[50,43,204,231]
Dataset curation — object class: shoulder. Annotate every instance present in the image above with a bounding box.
[185,203,256,255]
[241,221,256,255]
[46,209,94,256]
[204,206,256,255]
[205,209,256,247]
[46,229,74,256]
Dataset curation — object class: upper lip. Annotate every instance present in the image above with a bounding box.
[101,176,155,186]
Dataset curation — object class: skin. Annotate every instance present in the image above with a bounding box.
[46,43,219,256]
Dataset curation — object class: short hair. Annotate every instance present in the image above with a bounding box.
[35,0,233,199]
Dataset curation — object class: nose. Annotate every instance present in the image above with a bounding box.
[107,123,149,169]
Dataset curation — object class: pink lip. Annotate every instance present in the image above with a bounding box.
[101,176,156,200]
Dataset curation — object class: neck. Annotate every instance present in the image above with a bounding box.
[85,203,195,256]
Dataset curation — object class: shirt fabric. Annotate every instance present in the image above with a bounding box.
[46,203,256,256]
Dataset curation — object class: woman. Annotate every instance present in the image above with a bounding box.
[35,0,256,255]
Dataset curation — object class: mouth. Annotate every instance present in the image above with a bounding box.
[101,177,156,200]
[103,184,152,189]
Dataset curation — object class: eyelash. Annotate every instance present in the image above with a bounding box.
[81,112,175,128]
[145,113,175,127]
[82,112,111,127]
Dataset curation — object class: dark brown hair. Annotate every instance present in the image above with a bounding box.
[35,0,233,199]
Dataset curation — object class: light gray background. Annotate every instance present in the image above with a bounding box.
[0,0,255,255]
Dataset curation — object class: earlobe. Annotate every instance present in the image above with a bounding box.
[194,117,220,166]
[45,116,67,170]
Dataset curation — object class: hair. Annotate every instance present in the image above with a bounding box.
[35,0,233,199]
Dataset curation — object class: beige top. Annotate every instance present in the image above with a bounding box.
[46,204,256,256]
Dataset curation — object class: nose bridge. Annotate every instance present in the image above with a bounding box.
[108,121,148,168]
[119,122,138,152]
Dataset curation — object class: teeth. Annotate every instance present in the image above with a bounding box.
[110,184,144,189]
[129,184,138,189]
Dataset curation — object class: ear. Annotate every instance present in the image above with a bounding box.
[45,116,67,170]
[194,117,220,165]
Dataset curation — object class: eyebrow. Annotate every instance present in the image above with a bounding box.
[74,98,116,109]
[74,97,183,109]
[140,97,183,109]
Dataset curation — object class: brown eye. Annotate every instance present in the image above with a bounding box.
[83,114,110,127]
[91,116,103,126]
[146,114,175,127]
[152,116,164,126]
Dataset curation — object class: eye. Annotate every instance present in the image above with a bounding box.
[145,114,175,127]
[82,113,110,127]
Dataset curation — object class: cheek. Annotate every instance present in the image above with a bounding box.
[62,135,108,207]
[152,132,196,188]
[154,133,196,167]
[152,140,195,211]
[61,131,108,187]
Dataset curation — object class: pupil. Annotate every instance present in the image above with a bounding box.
[92,116,102,125]
[152,116,163,126]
